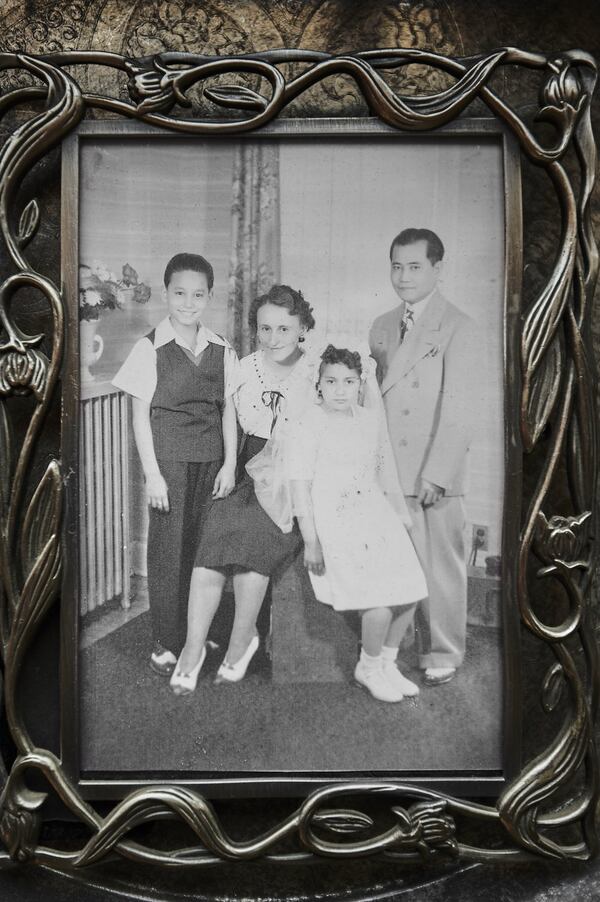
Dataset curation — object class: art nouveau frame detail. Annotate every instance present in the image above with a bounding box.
[0,45,598,868]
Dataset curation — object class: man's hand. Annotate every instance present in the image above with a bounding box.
[145,471,169,512]
[304,538,325,575]
[417,478,445,508]
[212,463,236,499]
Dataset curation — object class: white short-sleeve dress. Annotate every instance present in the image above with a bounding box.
[288,404,428,611]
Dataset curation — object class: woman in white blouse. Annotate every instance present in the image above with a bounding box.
[170,285,316,693]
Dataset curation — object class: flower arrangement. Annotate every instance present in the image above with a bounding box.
[79,261,152,321]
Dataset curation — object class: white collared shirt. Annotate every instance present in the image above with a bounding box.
[112,316,241,403]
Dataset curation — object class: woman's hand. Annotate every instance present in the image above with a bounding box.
[304,538,325,575]
[145,471,169,512]
[212,463,236,499]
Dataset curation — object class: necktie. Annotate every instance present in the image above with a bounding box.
[400,307,414,343]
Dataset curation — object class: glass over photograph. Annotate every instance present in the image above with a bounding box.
[74,127,508,780]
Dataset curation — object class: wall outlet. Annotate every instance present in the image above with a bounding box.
[472,524,489,551]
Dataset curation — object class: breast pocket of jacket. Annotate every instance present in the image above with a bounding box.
[414,349,444,392]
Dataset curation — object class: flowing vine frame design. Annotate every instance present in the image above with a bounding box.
[0,45,598,870]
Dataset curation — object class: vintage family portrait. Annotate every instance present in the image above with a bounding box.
[75,126,507,780]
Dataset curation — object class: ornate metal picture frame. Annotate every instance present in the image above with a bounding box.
[0,44,598,874]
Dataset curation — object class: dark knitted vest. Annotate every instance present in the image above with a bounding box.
[148,331,225,462]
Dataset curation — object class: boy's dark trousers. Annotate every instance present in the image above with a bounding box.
[146,458,221,655]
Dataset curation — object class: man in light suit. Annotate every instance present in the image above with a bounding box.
[369,228,473,685]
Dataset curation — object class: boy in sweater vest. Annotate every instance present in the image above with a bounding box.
[113,253,240,674]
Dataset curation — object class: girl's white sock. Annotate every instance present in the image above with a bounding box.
[359,648,381,671]
[381,645,399,662]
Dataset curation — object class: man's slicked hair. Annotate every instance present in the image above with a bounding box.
[389,228,445,265]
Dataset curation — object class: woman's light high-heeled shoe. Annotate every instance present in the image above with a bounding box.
[170,646,206,696]
[214,635,259,684]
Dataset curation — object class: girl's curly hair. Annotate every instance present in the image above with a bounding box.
[318,344,363,381]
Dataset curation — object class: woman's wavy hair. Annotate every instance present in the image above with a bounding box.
[248,284,316,333]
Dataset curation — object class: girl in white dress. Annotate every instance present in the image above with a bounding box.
[287,345,428,703]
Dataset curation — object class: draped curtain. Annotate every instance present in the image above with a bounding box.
[227,143,281,356]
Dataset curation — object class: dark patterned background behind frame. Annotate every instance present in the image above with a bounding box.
[59,118,522,800]
[0,0,596,896]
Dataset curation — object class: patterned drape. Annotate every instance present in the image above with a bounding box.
[227,143,281,356]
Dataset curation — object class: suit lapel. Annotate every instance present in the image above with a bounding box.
[371,307,401,365]
[381,290,447,395]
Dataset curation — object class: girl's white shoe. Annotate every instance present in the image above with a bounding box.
[381,661,419,697]
[170,646,206,695]
[354,659,404,703]
[215,635,259,684]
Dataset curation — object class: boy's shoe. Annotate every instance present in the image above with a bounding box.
[381,661,419,697]
[150,642,177,676]
[354,660,404,703]
[424,666,456,686]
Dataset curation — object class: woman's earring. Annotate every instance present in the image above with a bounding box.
[298,334,305,343]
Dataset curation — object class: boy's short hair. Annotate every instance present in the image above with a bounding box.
[389,228,445,265]
[163,253,214,291]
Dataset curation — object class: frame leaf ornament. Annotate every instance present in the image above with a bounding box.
[0,44,598,871]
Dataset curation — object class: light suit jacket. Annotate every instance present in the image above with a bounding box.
[369,289,473,497]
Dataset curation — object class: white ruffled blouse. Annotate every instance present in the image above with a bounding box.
[235,350,314,439]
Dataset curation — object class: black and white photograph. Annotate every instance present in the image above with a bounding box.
[74,125,509,781]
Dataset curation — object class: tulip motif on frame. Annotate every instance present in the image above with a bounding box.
[0,796,41,863]
[538,58,585,137]
[535,511,592,576]
[0,301,47,400]
[403,799,459,858]
[127,59,194,115]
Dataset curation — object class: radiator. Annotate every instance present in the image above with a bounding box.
[79,385,131,615]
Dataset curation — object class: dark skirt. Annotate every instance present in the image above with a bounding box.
[195,435,302,575]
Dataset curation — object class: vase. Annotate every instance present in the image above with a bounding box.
[80,317,104,384]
